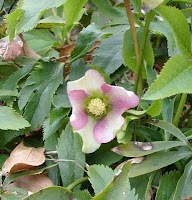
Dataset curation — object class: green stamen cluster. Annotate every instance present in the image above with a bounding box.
[84,96,111,119]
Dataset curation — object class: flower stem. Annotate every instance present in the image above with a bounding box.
[173,93,187,127]
[124,0,139,63]
[134,11,154,94]
[67,177,89,191]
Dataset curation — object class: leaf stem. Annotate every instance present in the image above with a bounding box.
[173,93,187,127]
[134,11,154,94]
[124,0,139,63]
[67,177,89,191]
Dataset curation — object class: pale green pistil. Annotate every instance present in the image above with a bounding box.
[87,98,106,117]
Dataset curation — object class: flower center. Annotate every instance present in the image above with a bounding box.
[87,98,106,117]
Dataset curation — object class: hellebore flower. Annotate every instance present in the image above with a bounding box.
[67,70,139,153]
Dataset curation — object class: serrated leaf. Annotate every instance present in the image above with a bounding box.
[156,171,181,200]
[150,120,190,146]
[113,141,183,157]
[64,0,87,29]
[93,32,124,75]
[143,55,192,100]
[88,165,115,194]
[123,28,154,78]
[23,29,59,56]
[0,106,30,130]
[128,100,162,117]
[1,58,37,91]
[57,124,85,189]
[23,186,73,200]
[74,190,92,200]
[10,0,68,34]
[150,21,176,56]
[93,162,138,200]
[173,159,192,199]
[19,61,64,130]
[68,24,103,62]
[155,5,191,56]
[43,108,70,140]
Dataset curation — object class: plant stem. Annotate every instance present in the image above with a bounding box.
[144,171,156,200]
[124,0,139,63]
[67,177,89,191]
[173,93,187,127]
[134,11,154,94]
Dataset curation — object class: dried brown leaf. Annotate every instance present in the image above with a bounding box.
[19,34,41,60]
[13,173,53,192]
[0,35,23,61]
[2,142,45,175]
[184,197,192,200]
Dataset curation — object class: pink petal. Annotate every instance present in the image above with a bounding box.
[68,90,88,130]
[94,109,125,143]
[67,70,105,95]
[101,84,139,111]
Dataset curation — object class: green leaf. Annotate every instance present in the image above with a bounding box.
[5,2,22,41]
[126,151,192,178]
[93,32,124,75]
[91,0,127,23]
[64,0,87,29]
[23,29,59,56]
[127,100,162,117]
[173,159,192,199]
[68,24,103,62]
[69,59,90,81]
[0,90,18,97]
[37,16,66,28]
[11,0,68,34]
[150,21,176,56]
[150,120,190,146]
[86,140,123,166]
[112,141,184,157]
[155,5,191,56]
[143,0,164,11]
[74,190,92,200]
[1,58,37,91]
[45,132,60,185]
[130,0,142,13]
[19,61,64,130]
[0,130,23,148]
[0,154,9,169]
[162,98,175,140]
[130,174,150,200]
[1,193,23,200]
[93,162,138,200]
[57,124,85,189]
[0,106,30,130]
[143,55,192,100]
[43,108,70,140]
[123,28,154,78]
[53,81,71,108]
[88,165,115,194]
[156,171,181,200]
[23,186,73,200]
